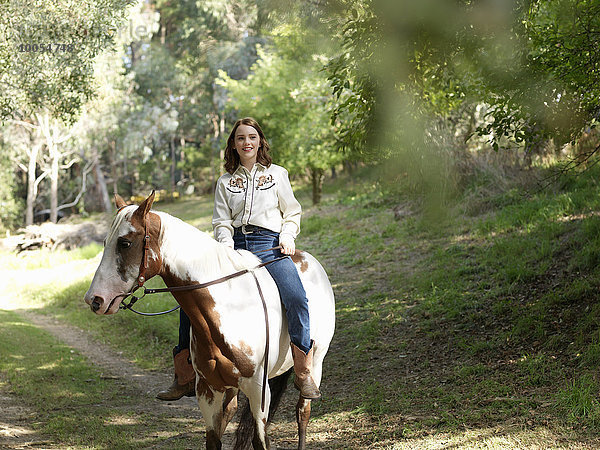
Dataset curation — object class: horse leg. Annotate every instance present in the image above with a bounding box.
[196,377,227,450]
[296,395,311,450]
[218,388,238,437]
[245,383,271,450]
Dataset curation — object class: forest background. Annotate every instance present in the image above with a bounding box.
[2,0,600,230]
[5,1,600,447]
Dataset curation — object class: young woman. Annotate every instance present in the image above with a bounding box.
[156,117,320,401]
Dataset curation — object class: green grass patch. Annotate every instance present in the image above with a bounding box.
[557,374,600,426]
[0,309,199,447]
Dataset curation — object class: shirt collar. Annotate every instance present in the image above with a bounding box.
[234,162,267,175]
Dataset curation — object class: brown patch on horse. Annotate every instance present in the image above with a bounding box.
[291,250,309,273]
[195,376,215,403]
[162,269,256,392]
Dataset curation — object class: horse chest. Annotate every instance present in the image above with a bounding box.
[190,327,256,391]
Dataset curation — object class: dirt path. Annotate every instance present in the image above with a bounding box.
[17,309,200,413]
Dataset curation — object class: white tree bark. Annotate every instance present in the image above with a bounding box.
[11,119,46,226]
[93,149,111,212]
[36,111,72,223]
[25,143,45,226]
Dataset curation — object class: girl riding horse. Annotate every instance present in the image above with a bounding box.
[157,118,322,404]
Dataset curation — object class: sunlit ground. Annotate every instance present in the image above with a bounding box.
[387,426,586,449]
[0,251,101,311]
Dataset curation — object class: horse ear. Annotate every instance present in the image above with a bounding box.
[132,191,155,225]
[115,194,127,210]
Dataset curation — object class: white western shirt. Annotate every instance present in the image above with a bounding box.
[212,163,302,248]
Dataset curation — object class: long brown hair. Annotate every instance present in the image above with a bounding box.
[224,117,272,174]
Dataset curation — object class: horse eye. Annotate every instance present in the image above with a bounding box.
[117,238,131,249]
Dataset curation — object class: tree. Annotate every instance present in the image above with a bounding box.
[149,0,267,192]
[0,131,26,230]
[9,119,46,226]
[11,112,80,224]
[36,112,75,223]
[0,0,136,121]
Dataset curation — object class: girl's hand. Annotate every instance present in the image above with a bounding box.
[279,236,296,255]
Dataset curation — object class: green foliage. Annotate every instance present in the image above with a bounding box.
[325,0,600,162]
[0,146,23,231]
[0,0,135,121]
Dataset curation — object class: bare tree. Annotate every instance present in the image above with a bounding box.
[13,111,79,224]
[36,111,74,223]
[11,120,47,226]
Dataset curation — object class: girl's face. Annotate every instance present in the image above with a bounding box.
[235,124,260,167]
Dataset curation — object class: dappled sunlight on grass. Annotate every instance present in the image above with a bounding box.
[389,425,584,449]
[36,362,59,370]
[104,415,139,426]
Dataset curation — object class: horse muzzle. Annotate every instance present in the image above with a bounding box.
[84,291,122,315]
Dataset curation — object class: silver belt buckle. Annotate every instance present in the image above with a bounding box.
[241,224,251,234]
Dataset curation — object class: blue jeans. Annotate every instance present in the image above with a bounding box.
[177,227,312,354]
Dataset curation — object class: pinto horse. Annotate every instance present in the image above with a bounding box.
[83,192,335,449]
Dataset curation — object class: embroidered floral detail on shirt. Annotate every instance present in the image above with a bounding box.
[256,174,275,190]
[227,177,246,193]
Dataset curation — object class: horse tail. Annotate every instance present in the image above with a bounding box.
[233,368,293,449]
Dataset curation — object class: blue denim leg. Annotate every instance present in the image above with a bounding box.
[177,308,191,353]
[233,228,312,353]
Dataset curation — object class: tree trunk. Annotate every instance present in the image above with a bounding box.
[219,115,225,163]
[36,111,72,223]
[170,135,176,193]
[25,145,40,226]
[94,158,111,212]
[49,143,59,223]
[310,168,324,205]
[110,140,118,196]
[211,113,221,193]
[179,136,186,184]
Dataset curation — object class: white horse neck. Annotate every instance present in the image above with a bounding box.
[155,211,259,283]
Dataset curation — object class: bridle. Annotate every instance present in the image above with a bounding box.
[109,208,284,411]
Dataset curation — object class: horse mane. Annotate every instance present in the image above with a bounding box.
[154,211,260,282]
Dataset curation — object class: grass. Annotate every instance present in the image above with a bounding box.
[3,161,600,447]
[0,309,203,448]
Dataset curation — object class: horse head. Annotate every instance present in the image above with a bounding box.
[84,192,163,315]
